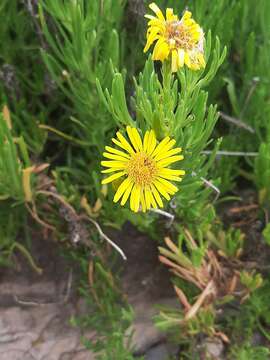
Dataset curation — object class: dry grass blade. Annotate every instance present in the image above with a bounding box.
[185,280,216,320]
[174,285,192,311]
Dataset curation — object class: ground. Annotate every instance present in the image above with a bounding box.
[1,190,269,359]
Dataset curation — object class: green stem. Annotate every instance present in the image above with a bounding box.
[39,125,90,146]
[162,59,171,92]
[160,60,173,138]
[257,319,270,341]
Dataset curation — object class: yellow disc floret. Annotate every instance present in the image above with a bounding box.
[127,152,157,187]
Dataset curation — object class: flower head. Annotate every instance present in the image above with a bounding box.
[144,3,205,72]
[101,126,185,212]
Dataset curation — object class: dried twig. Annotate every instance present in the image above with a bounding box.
[185,280,216,320]
[37,190,127,260]
[150,208,175,226]
[202,150,258,157]
[25,202,55,231]
[174,285,192,311]
[88,261,105,312]
[82,215,127,261]
[219,111,255,133]
[240,77,260,118]
[14,295,45,307]
[229,204,258,214]
[14,269,73,306]
[192,171,220,202]
[159,255,203,289]
[62,269,73,303]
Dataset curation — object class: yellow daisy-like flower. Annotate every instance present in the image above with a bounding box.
[144,2,205,72]
[101,126,185,213]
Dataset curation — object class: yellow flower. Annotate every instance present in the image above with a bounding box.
[144,2,205,72]
[101,126,185,212]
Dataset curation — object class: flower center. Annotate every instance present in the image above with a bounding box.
[165,21,193,50]
[127,152,157,186]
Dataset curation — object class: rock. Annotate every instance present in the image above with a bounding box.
[144,342,179,360]
[130,298,177,354]
[0,251,95,360]
[0,303,95,360]
[144,343,169,360]
[204,337,224,359]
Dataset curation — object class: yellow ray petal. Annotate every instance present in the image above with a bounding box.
[145,187,152,209]
[113,177,132,203]
[140,190,147,212]
[181,10,192,22]
[153,180,171,200]
[154,147,182,161]
[130,185,141,212]
[148,19,166,30]
[157,155,184,167]
[151,136,170,157]
[147,130,157,155]
[112,137,133,154]
[102,152,129,161]
[190,63,200,71]
[101,160,127,168]
[150,184,163,208]
[149,2,165,21]
[102,171,126,185]
[197,52,206,68]
[157,177,178,194]
[144,27,161,52]
[153,139,176,159]
[148,188,158,208]
[102,167,124,174]
[126,126,141,152]
[152,38,170,61]
[184,52,191,68]
[116,131,135,154]
[178,48,185,68]
[105,146,130,159]
[143,130,150,152]
[158,174,183,182]
[166,8,178,21]
[145,14,156,20]
[171,49,179,72]
[131,127,143,150]
[158,168,185,177]
[184,19,195,27]
[121,182,134,206]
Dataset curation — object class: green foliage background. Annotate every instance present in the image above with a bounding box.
[0,0,270,358]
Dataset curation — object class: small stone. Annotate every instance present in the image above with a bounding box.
[145,343,169,360]
[205,338,224,359]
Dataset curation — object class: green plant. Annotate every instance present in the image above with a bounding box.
[0,1,269,359]
[207,226,245,258]
[254,143,270,206]
[69,248,139,360]
[240,271,263,295]
[230,344,270,360]
[224,282,270,357]
[0,109,43,271]
[98,31,225,226]
[262,223,270,245]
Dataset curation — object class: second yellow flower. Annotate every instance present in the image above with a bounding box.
[144,2,205,72]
